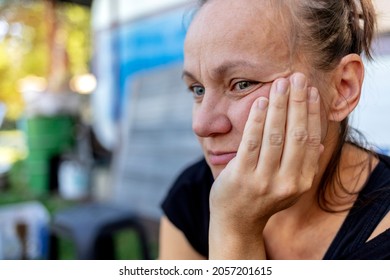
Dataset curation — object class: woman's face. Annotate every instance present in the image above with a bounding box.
[183,0,305,178]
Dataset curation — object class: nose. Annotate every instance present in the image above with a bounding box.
[192,94,232,138]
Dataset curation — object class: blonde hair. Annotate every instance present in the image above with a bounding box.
[290,0,376,70]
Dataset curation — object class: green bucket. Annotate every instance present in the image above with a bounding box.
[22,116,76,195]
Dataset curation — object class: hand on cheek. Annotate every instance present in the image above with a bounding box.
[209,73,323,259]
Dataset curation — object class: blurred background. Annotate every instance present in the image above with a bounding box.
[0,0,389,260]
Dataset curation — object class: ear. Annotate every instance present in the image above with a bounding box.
[328,54,364,122]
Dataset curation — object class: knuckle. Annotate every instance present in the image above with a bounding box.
[269,132,284,146]
[274,177,299,196]
[277,185,298,199]
[290,127,308,143]
[244,138,260,152]
[272,101,286,110]
[302,180,312,191]
[256,177,271,191]
[307,134,321,148]
[272,176,313,201]
[298,179,313,194]
[290,96,307,104]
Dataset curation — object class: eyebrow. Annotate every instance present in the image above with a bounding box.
[181,70,196,81]
[182,60,261,81]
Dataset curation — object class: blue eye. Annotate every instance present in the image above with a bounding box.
[191,85,205,97]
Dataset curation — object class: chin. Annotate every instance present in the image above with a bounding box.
[210,165,225,179]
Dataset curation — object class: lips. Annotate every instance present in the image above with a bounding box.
[208,151,237,166]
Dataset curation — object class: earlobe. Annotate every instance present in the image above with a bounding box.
[328,54,364,122]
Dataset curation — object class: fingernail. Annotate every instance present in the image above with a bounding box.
[309,88,319,103]
[276,79,288,95]
[292,73,306,90]
[257,97,269,110]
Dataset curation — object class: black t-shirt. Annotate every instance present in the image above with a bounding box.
[162,158,213,257]
[161,155,390,259]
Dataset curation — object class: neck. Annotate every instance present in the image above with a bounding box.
[287,124,341,217]
[280,130,377,221]
[263,128,379,259]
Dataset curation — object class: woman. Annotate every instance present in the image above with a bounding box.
[160,0,390,259]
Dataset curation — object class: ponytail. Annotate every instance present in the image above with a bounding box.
[346,0,377,60]
[287,0,377,70]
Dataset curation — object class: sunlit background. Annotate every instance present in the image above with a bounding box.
[0,0,389,260]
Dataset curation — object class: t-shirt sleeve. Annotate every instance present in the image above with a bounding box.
[161,158,213,257]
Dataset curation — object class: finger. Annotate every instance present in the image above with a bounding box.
[301,87,322,181]
[257,78,289,175]
[279,73,309,177]
[235,97,269,170]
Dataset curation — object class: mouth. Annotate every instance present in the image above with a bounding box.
[208,151,237,166]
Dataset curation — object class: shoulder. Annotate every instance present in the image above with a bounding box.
[325,153,390,259]
[377,153,390,172]
[160,157,213,258]
[349,153,390,259]
[362,153,390,194]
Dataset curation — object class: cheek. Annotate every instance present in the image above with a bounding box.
[228,88,270,133]
[320,105,329,142]
[227,102,251,134]
[317,89,333,141]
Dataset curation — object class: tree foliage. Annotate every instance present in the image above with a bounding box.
[0,0,91,120]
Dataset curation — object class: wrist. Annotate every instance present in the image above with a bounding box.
[208,216,267,260]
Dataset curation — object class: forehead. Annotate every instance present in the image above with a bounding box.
[184,0,292,74]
